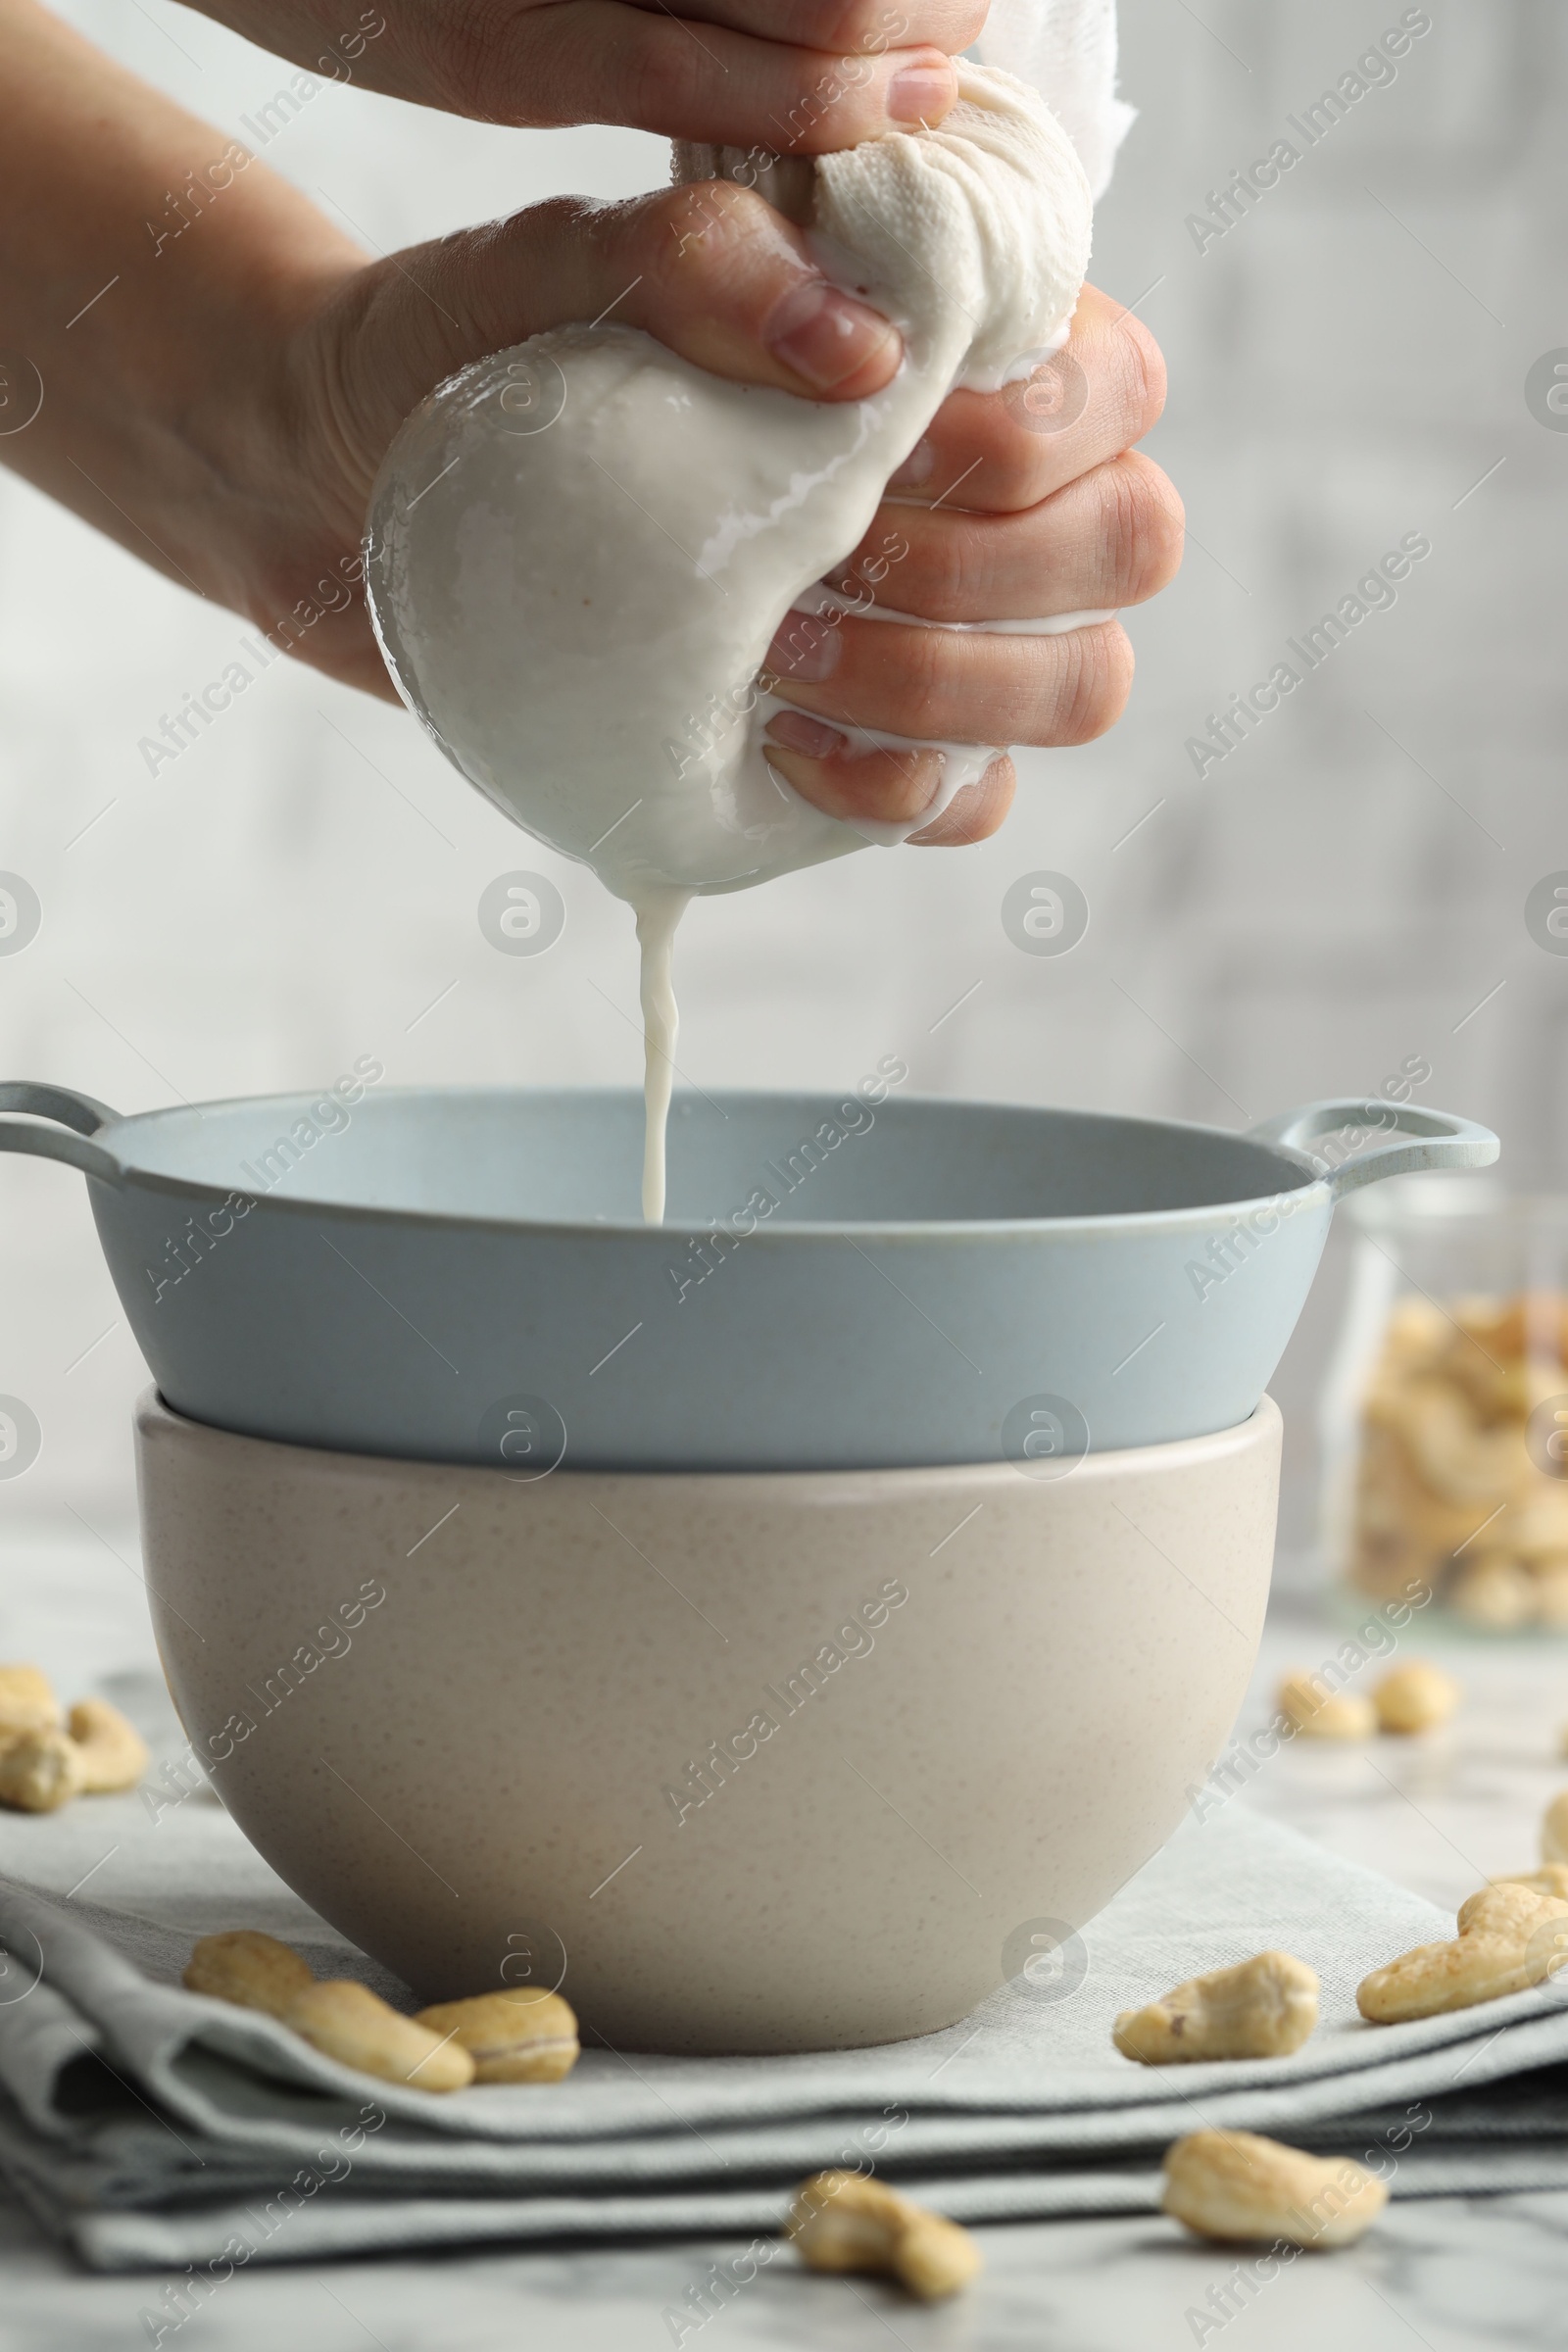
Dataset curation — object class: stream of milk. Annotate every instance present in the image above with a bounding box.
[366,63,1101,1223]
[633,887,690,1222]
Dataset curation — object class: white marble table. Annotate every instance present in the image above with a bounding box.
[1,1533,1565,2350]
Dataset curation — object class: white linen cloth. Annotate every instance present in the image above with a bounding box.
[2,1749,1567,2273]
[973,0,1135,199]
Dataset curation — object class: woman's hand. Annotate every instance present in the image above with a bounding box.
[182,0,981,149]
[285,226,1179,844]
[1,0,1181,850]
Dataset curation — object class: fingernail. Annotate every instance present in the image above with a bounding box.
[765,615,842,682]
[888,438,935,490]
[887,60,957,124]
[765,710,847,760]
[764,278,900,393]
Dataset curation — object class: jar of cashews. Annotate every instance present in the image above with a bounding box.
[1320,1179,1568,1635]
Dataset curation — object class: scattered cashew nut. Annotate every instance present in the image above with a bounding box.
[786,2171,981,2301]
[1449,1557,1536,1632]
[1277,1672,1375,1740]
[1356,1883,1568,2023]
[1494,1864,1568,1902]
[1163,2130,1388,2247]
[0,1665,146,1808]
[286,1981,475,2091]
[0,1730,85,1813]
[1372,1661,1460,1735]
[0,1663,63,1740]
[1113,1950,1318,2064]
[184,1929,317,2020]
[180,1933,600,2095]
[69,1699,150,1793]
[414,1987,579,2082]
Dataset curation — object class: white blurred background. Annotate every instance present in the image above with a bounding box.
[0,0,1561,1555]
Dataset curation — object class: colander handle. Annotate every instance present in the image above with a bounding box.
[0,1083,122,1182]
[1250,1100,1499,1200]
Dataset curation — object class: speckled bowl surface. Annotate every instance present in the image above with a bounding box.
[137,1389,1282,2053]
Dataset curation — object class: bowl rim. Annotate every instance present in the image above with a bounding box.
[89,1084,1329,1244]
[137,1381,1285,1485]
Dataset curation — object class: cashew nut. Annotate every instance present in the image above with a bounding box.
[0,1664,62,1740]
[1277,1672,1375,1740]
[1383,1297,1451,1359]
[68,1698,149,1792]
[786,2172,981,2301]
[1449,1556,1536,1631]
[1113,1950,1318,2064]
[414,1988,579,2082]
[1544,1790,1568,1864]
[1382,1377,1518,1505]
[0,1729,84,1812]
[1347,1289,1568,1611]
[1372,1661,1460,1735]
[1493,1865,1568,1901]
[184,1929,317,2020]
[286,1980,475,2092]
[1162,2130,1387,2247]
[1357,1883,1568,2023]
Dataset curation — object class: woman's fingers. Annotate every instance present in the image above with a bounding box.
[829,449,1185,620]
[760,287,1173,838]
[645,0,986,53]
[463,6,962,148]
[763,611,1135,751]
[764,723,950,826]
[197,0,966,145]
[762,728,1017,843]
[887,283,1168,516]
[760,289,1173,836]
[906,754,1016,845]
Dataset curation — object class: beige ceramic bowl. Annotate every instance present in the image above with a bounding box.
[137,1390,1281,2053]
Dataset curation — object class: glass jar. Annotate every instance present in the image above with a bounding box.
[1321,1178,1568,1634]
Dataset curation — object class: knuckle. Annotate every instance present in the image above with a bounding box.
[645,180,778,284]
[1053,623,1134,744]
[625,26,710,127]
[936,2,992,48]
[886,756,946,820]
[896,629,956,735]
[940,754,1015,844]
[843,745,943,823]
[815,0,892,46]
[909,519,981,621]
[1115,310,1167,441]
[828,0,984,51]
[1105,455,1185,601]
[980,405,1055,511]
[429,0,535,114]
